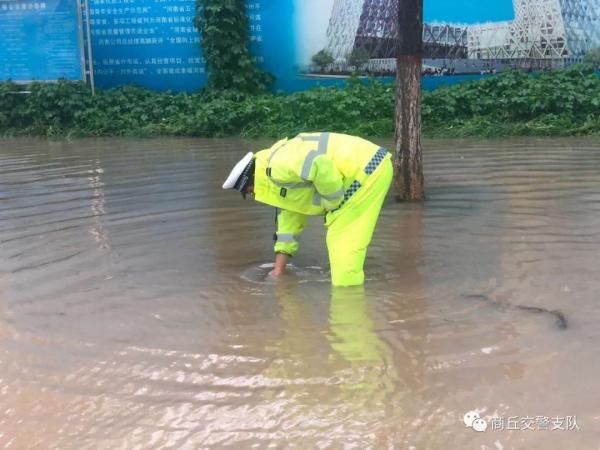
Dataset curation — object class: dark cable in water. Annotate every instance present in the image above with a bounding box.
[462,294,568,330]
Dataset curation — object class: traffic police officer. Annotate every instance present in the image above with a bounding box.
[222,132,392,287]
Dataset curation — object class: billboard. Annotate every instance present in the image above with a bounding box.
[0,0,85,82]
[85,0,600,92]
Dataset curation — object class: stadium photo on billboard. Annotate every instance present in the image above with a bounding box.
[295,0,600,77]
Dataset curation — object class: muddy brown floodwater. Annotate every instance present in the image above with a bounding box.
[0,137,599,449]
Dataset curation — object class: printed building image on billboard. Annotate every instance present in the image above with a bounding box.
[326,0,467,61]
[297,0,600,76]
[469,0,600,67]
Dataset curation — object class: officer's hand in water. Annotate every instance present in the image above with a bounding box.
[269,268,285,278]
[269,253,289,278]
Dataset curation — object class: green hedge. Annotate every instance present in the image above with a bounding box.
[1,65,600,139]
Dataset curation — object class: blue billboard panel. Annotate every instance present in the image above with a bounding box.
[89,0,206,91]
[89,0,275,92]
[89,0,287,92]
[0,0,84,82]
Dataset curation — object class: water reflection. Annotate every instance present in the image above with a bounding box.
[328,286,390,364]
[87,158,110,251]
[261,256,430,446]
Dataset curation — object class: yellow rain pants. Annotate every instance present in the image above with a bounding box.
[325,156,393,286]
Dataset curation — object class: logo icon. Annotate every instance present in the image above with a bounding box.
[464,410,488,432]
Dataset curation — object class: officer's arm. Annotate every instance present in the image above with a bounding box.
[272,253,288,277]
[274,209,308,258]
[307,155,345,211]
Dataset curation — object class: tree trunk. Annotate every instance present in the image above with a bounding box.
[394,0,425,201]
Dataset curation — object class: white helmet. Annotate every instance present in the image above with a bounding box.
[222,152,255,198]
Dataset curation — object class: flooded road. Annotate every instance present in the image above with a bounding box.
[0,137,599,449]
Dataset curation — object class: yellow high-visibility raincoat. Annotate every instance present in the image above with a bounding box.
[254,132,392,286]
